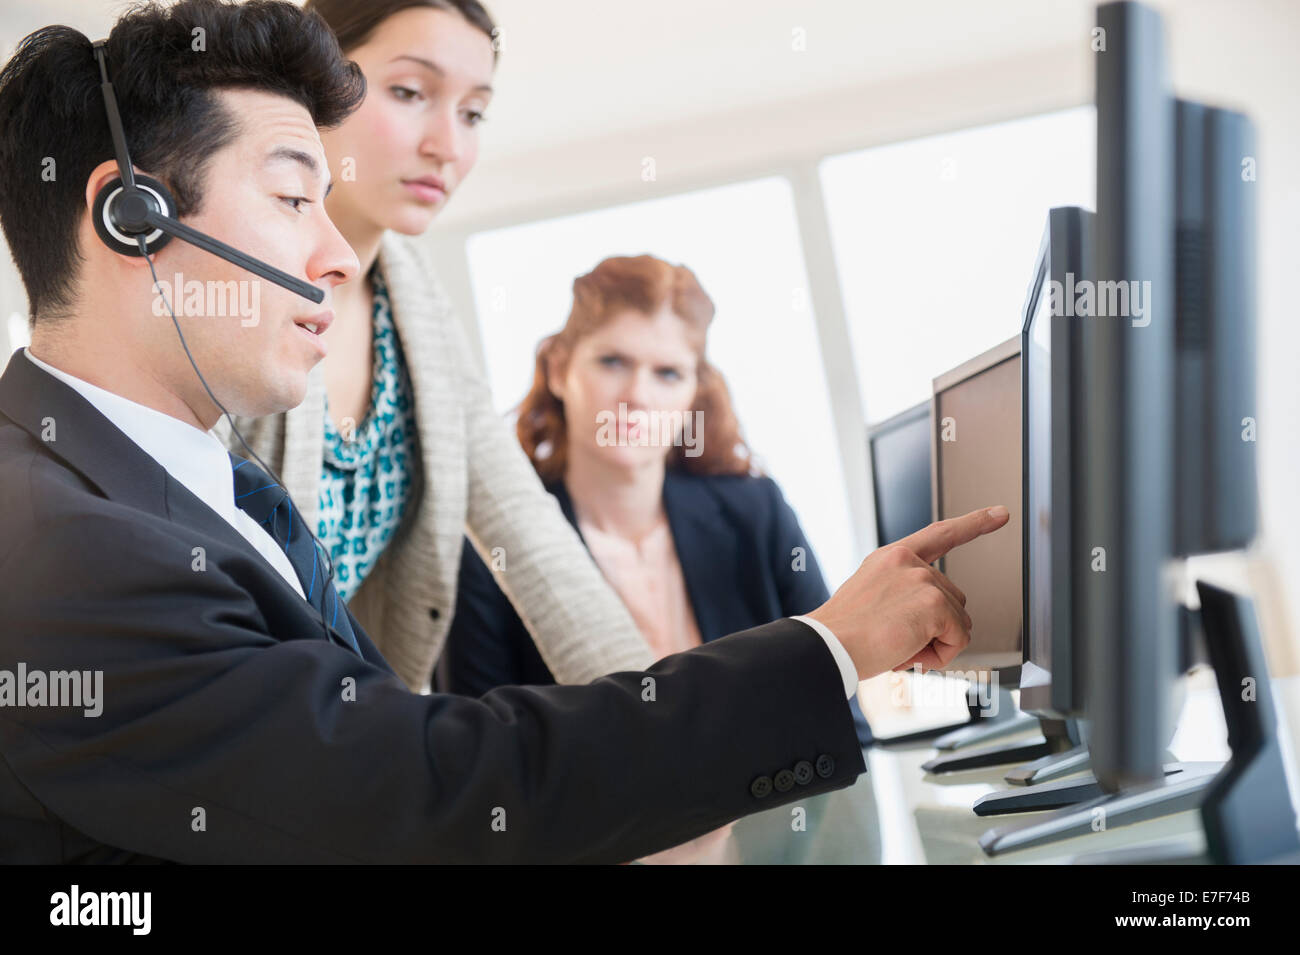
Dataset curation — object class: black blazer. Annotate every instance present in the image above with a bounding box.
[0,350,865,863]
[440,470,873,746]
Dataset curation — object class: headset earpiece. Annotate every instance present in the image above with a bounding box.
[92,173,176,257]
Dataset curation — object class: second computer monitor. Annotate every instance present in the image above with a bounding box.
[1021,206,1093,719]
[868,401,932,547]
[932,336,1023,675]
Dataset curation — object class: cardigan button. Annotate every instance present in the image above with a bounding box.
[428,607,441,620]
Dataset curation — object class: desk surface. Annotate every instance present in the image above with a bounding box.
[656,679,1234,863]
[726,712,1219,865]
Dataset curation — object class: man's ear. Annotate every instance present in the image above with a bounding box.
[83,161,162,268]
[85,160,132,220]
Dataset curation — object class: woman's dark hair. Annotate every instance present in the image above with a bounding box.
[516,254,757,483]
[304,0,498,60]
[0,0,366,324]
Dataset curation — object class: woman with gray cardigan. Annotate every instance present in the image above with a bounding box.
[218,0,653,692]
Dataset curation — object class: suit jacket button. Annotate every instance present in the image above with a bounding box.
[774,769,796,792]
[429,607,441,620]
[793,760,815,785]
[815,754,836,778]
[750,775,773,798]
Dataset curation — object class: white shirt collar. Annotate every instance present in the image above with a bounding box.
[23,348,237,521]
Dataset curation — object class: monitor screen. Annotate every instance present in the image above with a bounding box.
[1022,205,1092,717]
[1025,280,1052,675]
[933,342,1022,673]
[869,404,932,546]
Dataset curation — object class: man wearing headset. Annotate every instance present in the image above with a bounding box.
[0,0,1008,863]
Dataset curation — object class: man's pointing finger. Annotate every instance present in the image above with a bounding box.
[897,505,1010,566]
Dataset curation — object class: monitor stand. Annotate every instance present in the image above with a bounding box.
[1196,581,1300,864]
[973,756,1202,817]
[1004,740,1091,784]
[969,720,1096,814]
[978,761,1222,855]
[922,714,1078,775]
[978,582,1300,860]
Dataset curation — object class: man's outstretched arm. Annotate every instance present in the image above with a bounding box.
[0,507,865,864]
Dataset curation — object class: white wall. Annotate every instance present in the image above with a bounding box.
[0,235,25,369]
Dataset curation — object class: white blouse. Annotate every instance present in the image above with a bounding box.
[576,513,704,660]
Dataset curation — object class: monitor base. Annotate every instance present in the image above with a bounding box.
[974,768,1104,816]
[974,757,1186,816]
[978,761,1222,856]
[873,718,976,747]
[925,715,1079,774]
[1004,741,1091,786]
[923,735,1052,774]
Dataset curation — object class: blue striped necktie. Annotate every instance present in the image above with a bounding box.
[229,452,362,657]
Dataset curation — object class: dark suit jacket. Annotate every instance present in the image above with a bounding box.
[0,350,866,863]
[439,471,873,746]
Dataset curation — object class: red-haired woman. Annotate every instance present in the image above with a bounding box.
[439,254,873,861]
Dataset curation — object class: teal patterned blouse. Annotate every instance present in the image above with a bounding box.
[317,265,419,602]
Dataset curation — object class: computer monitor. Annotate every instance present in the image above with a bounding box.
[1086,0,1258,800]
[867,401,932,547]
[939,211,1094,793]
[978,2,1266,854]
[874,398,1037,749]
[1020,206,1093,719]
[1084,0,1178,793]
[1174,100,1258,556]
[932,336,1022,676]
[1087,0,1261,795]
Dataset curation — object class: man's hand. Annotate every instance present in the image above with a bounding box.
[807,506,1011,681]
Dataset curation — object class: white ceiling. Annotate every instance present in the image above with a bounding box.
[477,0,1095,156]
[3,0,1221,162]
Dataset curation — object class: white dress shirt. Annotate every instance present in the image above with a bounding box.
[22,349,860,699]
[791,614,860,699]
[23,349,306,600]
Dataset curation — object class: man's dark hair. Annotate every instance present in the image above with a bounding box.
[0,0,366,325]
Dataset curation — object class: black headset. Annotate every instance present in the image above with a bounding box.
[90,39,341,646]
[91,40,324,301]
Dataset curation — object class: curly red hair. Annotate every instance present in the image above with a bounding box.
[515,254,756,483]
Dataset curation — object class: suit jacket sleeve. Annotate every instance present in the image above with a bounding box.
[0,506,864,863]
[447,315,655,684]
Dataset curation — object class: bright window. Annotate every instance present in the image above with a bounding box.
[821,106,1096,425]
[465,177,858,587]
